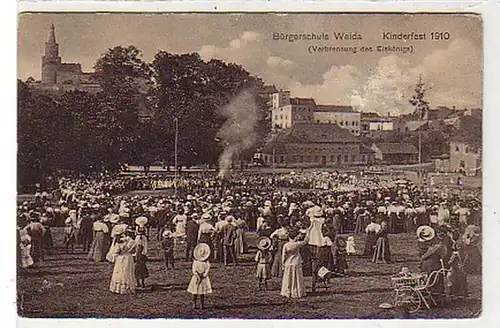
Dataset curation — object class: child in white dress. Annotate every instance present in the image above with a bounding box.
[187,243,212,309]
[346,236,356,255]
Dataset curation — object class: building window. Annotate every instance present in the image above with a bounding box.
[340,121,344,126]
[280,115,283,119]
[352,121,355,126]
[317,120,320,123]
[284,115,287,120]
[328,120,331,124]
[306,156,311,162]
[465,147,469,154]
[362,155,366,162]
[352,155,356,162]
[299,156,304,163]
[344,155,349,163]
[330,155,335,162]
[274,115,278,120]
[455,146,460,152]
[355,130,358,134]
[314,156,318,162]
[280,156,284,163]
[460,160,466,168]
[337,155,342,163]
[405,127,409,131]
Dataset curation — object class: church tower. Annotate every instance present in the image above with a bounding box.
[41,24,61,85]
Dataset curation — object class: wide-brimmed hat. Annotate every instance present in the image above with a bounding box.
[312,206,324,217]
[162,229,172,238]
[111,224,128,238]
[257,236,272,250]
[193,243,211,261]
[109,214,120,224]
[379,303,395,309]
[135,216,148,226]
[417,225,435,242]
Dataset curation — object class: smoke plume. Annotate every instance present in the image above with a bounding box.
[217,90,259,179]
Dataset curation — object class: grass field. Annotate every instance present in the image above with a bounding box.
[17,229,481,319]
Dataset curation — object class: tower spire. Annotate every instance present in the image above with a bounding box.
[48,24,56,44]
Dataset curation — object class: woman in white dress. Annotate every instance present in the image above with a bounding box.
[281,227,311,300]
[109,228,137,295]
[19,230,34,269]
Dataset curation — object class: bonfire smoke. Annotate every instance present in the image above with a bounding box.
[217,90,258,179]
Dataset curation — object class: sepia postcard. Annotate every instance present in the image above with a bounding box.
[16,13,482,320]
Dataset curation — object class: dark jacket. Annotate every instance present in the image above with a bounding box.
[186,220,199,243]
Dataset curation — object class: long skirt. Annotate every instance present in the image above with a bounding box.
[88,232,105,262]
[31,236,44,263]
[281,264,306,299]
[43,227,54,250]
[363,233,378,257]
[372,237,391,263]
[463,245,481,274]
[109,254,136,294]
[271,240,287,277]
[354,216,365,234]
[234,229,246,254]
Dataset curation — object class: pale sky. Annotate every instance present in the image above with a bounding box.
[18,13,482,114]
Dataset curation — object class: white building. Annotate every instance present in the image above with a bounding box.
[271,91,315,130]
[313,105,361,136]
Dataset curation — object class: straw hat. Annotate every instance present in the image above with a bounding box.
[135,216,148,226]
[416,225,435,242]
[162,229,172,238]
[312,206,324,217]
[109,214,120,224]
[257,236,272,251]
[111,224,128,238]
[193,243,211,261]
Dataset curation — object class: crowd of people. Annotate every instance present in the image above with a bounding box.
[17,170,481,309]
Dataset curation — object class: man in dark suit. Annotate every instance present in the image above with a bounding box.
[220,216,238,266]
[80,210,94,252]
[185,215,199,261]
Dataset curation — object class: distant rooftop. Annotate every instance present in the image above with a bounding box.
[374,143,419,155]
[314,105,358,113]
[289,98,316,106]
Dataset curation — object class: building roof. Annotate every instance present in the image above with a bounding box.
[289,98,316,106]
[374,143,419,155]
[361,112,380,118]
[261,123,359,153]
[360,144,376,154]
[59,63,82,72]
[314,105,358,113]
